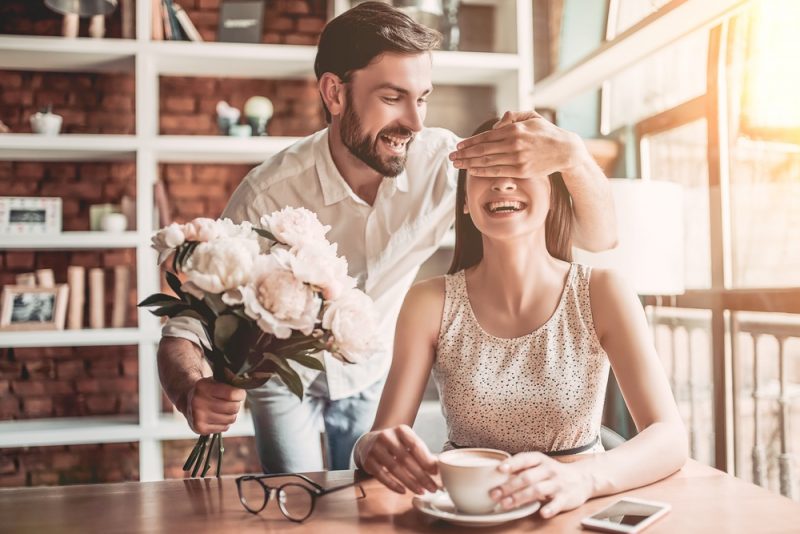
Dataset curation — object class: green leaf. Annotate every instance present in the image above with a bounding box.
[138,293,182,308]
[284,353,324,372]
[150,302,190,317]
[213,314,240,354]
[166,271,184,298]
[266,353,304,399]
[254,228,277,242]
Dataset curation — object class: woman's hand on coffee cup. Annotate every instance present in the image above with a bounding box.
[489,452,593,518]
[357,424,440,495]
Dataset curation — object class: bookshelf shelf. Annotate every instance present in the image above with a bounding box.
[0,328,151,349]
[0,416,141,448]
[154,135,301,163]
[0,35,136,73]
[0,134,138,162]
[0,231,143,250]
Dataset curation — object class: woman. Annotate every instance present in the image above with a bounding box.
[353,118,687,519]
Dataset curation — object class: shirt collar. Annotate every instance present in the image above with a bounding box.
[314,128,409,207]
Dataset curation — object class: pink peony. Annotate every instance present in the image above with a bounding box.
[321,288,382,364]
[225,254,321,338]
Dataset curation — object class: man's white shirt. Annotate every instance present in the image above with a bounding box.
[162,127,460,400]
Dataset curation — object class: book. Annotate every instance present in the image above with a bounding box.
[151,0,163,40]
[121,0,134,39]
[89,268,105,329]
[163,0,184,41]
[111,266,130,328]
[35,268,55,288]
[161,0,173,40]
[67,266,85,330]
[15,273,37,287]
[173,3,204,42]
[153,180,172,227]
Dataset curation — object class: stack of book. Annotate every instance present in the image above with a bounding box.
[152,0,203,41]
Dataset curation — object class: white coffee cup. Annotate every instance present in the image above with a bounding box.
[438,448,511,514]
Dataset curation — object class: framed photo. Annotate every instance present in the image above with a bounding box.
[0,285,69,331]
[0,197,62,235]
[218,0,264,44]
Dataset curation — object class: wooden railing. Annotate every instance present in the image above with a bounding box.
[646,291,800,500]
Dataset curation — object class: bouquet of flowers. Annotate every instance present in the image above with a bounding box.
[140,207,381,477]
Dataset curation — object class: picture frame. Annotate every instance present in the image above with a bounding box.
[0,197,62,235]
[218,0,264,44]
[0,285,69,331]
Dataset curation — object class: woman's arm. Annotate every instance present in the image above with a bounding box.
[353,277,446,494]
[490,269,687,518]
[578,268,688,493]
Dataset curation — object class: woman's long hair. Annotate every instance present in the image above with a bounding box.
[448,118,573,274]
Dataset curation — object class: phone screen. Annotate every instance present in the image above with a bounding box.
[588,500,666,527]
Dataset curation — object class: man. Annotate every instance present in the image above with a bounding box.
[157,2,616,474]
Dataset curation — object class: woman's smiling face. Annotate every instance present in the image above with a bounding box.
[464,173,552,241]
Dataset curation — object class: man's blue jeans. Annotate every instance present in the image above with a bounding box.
[246,373,383,473]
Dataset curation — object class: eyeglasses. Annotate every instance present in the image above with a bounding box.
[235,473,366,522]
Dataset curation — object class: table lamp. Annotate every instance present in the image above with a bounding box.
[573,178,684,296]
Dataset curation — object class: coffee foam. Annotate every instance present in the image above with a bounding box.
[441,451,504,467]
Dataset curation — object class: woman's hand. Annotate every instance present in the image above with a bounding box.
[356,424,440,495]
[490,452,594,518]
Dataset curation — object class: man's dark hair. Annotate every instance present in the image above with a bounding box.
[314,1,442,122]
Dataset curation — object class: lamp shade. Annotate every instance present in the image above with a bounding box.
[573,179,684,295]
[44,0,118,17]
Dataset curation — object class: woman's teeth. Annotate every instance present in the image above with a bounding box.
[487,200,526,213]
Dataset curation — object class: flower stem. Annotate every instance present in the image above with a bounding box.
[182,435,205,472]
[201,433,218,477]
[191,435,209,477]
[216,433,225,478]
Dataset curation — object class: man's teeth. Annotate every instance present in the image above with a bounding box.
[487,200,525,213]
[381,135,409,148]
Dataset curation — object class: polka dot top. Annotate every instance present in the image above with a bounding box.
[432,263,610,455]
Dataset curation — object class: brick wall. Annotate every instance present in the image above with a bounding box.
[0,71,135,134]
[0,346,139,421]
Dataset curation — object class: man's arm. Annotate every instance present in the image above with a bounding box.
[158,329,246,435]
[448,110,617,252]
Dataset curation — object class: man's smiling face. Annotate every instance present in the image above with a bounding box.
[338,52,432,177]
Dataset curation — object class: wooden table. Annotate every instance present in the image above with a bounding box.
[1,460,798,533]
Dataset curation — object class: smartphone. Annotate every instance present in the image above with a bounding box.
[580,497,671,533]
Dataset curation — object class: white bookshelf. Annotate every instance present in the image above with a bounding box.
[0,328,148,349]
[0,231,143,249]
[0,0,533,481]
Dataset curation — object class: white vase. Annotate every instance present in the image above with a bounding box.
[30,112,63,135]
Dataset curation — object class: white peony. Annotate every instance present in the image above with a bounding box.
[151,223,186,264]
[260,207,331,250]
[225,254,321,339]
[183,217,256,242]
[182,237,260,294]
[322,288,382,364]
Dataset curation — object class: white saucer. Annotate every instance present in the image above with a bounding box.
[412,490,540,527]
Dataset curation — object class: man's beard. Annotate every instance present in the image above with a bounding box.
[340,93,414,177]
